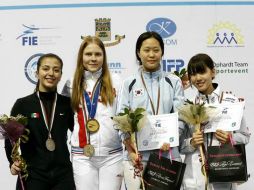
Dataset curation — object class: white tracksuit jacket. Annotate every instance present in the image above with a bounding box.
[62,69,123,156]
[117,66,186,161]
[180,83,250,190]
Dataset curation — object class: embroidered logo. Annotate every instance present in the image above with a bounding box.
[134,88,144,97]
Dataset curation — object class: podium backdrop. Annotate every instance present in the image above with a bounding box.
[0,1,253,189]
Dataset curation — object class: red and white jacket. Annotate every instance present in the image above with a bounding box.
[62,69,123,156]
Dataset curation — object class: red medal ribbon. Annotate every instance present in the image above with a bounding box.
[77,107,87,148]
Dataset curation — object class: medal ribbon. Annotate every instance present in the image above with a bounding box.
[37,92,57,139]
[140,72,160,115]
[83,78,102,119]
[78,101,91,147]
[77,77,101,148]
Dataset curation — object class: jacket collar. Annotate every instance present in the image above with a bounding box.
[196,83,220,104]
[84,68,102,80]
[139,66,162,80]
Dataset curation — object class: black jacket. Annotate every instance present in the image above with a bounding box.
[5,92,74,171]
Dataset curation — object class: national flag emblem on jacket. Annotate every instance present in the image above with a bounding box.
[134,88,144,97]
[31,113,39,118]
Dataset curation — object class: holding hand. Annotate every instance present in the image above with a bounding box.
[215,129,230,144]
[129,151,143,178]
[129,152,142,166]
[160,143,170,152]
[191,131,204,148]
[10,160,21,175]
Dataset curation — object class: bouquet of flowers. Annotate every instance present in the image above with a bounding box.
[178,100,218,190]
[173,68,190,90]
[0,114,29,182]
[112,107,146,189]
[112,107,146,142]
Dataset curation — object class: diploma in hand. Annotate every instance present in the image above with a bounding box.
[204,101,245,133]
[136,112,179,151]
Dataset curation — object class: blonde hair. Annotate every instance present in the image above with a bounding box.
[71,36,114,111]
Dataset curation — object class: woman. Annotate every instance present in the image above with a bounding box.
[116,31,185,189]
[61,36,123,190]
[5,53,75,190]
[181,53,250,190]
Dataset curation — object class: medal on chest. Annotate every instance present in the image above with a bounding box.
[83,144,95,157]
[37,92,57,152]
[81,78,102,157]
[46,138,56,151]
[87,118,100,133]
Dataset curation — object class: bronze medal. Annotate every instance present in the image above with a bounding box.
[46,138,55,151]
[87,119,100,133]
[83,144,95,157]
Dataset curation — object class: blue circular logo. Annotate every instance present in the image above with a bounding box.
[24,53,44,84]
[146,18,177,38]
[143,140,148,146]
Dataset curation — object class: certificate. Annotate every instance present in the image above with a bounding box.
[136,112,179,151]
[204,101,245,133]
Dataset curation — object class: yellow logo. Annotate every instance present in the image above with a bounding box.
[207,22,244,47]
[81,18,125,47]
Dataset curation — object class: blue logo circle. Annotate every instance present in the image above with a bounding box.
[143,140,148,146]
[146,18,177,38]
[24,53,44,84]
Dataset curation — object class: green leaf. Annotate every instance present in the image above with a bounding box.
[174,70,180,77]
[185,99,194,104]
[135,114,144,121]
[129,112,135,119]
[131,120,138,132]
[124,108,129,114]
[180,68,187,75]
[134,108,145,115]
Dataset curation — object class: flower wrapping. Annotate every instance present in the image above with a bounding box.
[112,107,146,143]
[112,107,146,189]
[0,114,29,179]
[177,100,219,190]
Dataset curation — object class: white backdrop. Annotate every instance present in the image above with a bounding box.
[0,1,253,189]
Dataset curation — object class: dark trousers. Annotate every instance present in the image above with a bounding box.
[16,166,75,190]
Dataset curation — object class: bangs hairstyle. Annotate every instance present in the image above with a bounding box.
[187,53,215,80]
[71,36,115,111]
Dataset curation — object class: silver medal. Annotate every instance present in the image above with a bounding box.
[46,138,56,151]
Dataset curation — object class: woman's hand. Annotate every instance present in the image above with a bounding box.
[215,129,230,144]
[10,160,21,175]
[191,131,204,148]
[129,152,142,166]
[160,143,170,152]
[124,138,142,166]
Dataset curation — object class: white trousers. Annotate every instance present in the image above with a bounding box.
[122,160,147,190]
[72,152,123,190]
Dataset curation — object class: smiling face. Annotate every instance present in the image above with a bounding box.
[189,66,215,95]
[82,43,104,73]
[137,37,162,72]
[36,57,62,92]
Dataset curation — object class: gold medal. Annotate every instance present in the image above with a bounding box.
[87,119,100,133]
[46,138,55,151]
[83,144,95,157]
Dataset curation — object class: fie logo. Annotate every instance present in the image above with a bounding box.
[17,24,55,46]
